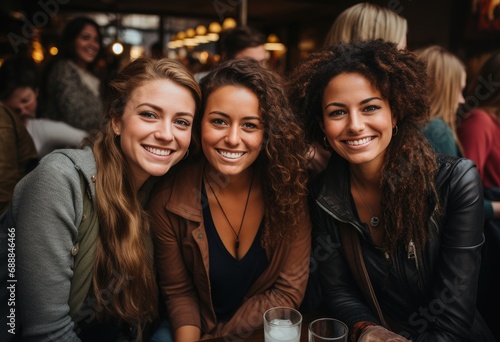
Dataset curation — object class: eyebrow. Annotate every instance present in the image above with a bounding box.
[208,111,261,121]
[137,103,194,117]
[324,97,382,110]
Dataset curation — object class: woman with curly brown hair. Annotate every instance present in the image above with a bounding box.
[1,57,200,341]
[149,58,311,340]
[289,40,494,341]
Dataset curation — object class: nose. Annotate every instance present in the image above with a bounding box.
[458,92,465,106]
[225,125,241,146]
[347,112,365,133]
[155,121,174,142]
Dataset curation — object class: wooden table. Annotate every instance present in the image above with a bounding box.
[203,311,325,342]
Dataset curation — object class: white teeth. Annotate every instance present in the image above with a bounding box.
[144,146,172,156]
[219,150,244,159]
[346,137,373,146]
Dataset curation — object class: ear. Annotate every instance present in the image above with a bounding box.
[391,113,398,128]
[318,116,326,134]
[111,117,122,135]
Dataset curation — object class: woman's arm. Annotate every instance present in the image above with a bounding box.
[216,201,312,337]
[416,159,484,341]
[457,110,494,179]
[149,188,202,341]
[6,152,83,341]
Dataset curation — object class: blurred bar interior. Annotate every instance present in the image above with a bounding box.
[0,0,499,74]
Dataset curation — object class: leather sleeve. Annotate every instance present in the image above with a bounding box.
[415,159,484,341]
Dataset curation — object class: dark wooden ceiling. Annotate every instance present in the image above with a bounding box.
[38,0,342,23]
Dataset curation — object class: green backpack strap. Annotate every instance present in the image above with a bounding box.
[68,171,99,319]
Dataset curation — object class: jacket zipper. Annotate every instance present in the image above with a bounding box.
[407,239,425,292]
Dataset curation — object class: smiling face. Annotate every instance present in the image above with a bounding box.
[74,24,100,68]
[112,79,196,189]
[4,86,38,123]
[321,72,396,169]
[201,85,264,177]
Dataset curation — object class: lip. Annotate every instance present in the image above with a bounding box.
[216,148,246,160]
[143,145,173,157]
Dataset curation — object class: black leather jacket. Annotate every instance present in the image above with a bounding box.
[309,153,485,341]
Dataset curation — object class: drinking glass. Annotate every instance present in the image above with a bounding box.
[263,307,302,342]
[308,318,348,342]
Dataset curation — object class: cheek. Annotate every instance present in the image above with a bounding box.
[323,120,340,139]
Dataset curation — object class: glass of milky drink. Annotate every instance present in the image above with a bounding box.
[263,307,302,342]
[308,318,348,341]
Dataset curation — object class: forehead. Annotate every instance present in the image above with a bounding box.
[7,87,36,102]
[235,45,266,62]
[79,24,98,36]
[324,72,380,96]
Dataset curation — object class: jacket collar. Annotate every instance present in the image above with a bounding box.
[164,159,206,223]
[312,153,368,235]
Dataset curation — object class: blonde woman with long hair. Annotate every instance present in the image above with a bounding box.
[416,45,466,156]
[0,57,200,341]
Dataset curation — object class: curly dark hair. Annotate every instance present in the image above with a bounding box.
[198,58,309,247]
[288,39,440,252]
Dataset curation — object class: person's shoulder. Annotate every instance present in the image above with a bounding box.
[436,154,478,184]
[0,104,18,127]
[462,108,495,124]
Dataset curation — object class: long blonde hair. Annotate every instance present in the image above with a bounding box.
[323,2,407,48]
[89,58,200,329]
[415,45,465,152]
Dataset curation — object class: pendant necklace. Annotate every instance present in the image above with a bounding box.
[351,172,380,227]
[205,171,254,251]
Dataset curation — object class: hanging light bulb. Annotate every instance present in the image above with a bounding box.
[264,34,285,51]
[112,41,124,55]
[222,17,237,29]
[207,22,222,41]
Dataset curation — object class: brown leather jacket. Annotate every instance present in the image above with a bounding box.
[0,103,38,213]
[149,160,311,339]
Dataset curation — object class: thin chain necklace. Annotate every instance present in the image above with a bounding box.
[350,172,380,227]
[205,171,254,251]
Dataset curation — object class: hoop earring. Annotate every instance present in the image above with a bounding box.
[323,136,331,149]
[392,125,399,136]
[182,149,189,160]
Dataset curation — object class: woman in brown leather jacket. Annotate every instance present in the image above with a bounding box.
[149,58,311,341]
[289,40,495,341]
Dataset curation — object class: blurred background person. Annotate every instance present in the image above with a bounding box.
[194,25,267,82]
[457,50,500,340]
[0,56,87,158]
[40,16,104,132]
[323,2,407,49]
[0,103,38,213]
[415,45,466,157]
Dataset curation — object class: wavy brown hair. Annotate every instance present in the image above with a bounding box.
[85,58,200,330]
[289,40,440,253]
[197,58,308,247]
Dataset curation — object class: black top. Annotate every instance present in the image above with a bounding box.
[202,183,268,321]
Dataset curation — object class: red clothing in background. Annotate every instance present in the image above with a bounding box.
[458,108,500,188]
